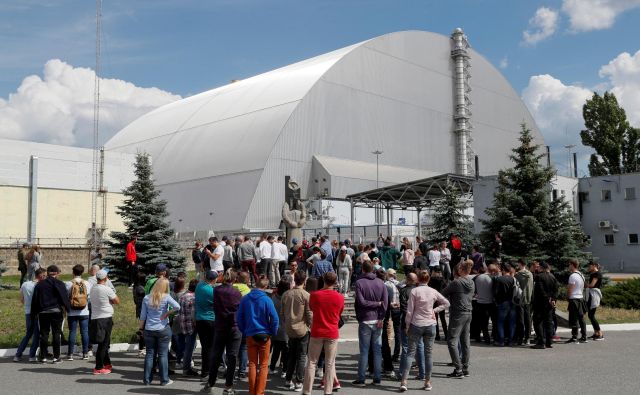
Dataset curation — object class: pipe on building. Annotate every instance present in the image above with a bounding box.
[451,28,472,176]
[573,152,578,178]
[28,156,38,243]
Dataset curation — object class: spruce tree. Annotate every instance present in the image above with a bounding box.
[429,181,475,248]
[104,153,185,283]
[542,196,589,272]
[480,123,554,261]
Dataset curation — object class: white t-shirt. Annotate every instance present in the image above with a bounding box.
[259,241,273,260]
[211,245,225,272]
[568,272,585,299]
[273,242,288,261]
[66,277,91,316]
[90,283,117,319]
[428,250,441,267]
[440,248,451,263]
[21,281,37,315]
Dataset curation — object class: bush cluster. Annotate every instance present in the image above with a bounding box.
[602,278,640,310]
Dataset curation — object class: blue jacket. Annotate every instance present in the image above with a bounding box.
[236,289,279,337]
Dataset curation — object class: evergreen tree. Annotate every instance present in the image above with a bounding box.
[480,123,555,261]
[542,196,589,272]
[429,180,475,248]
[104,153,185,283]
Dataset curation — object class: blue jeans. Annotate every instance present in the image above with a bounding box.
[179,332,197,372]
[67,315,89,355]
[399,324,425,379]
[16,314,39,358]
[143,326,172,385]
[357,322,382,382]
[402,324,435,381]
[497,301,516,345]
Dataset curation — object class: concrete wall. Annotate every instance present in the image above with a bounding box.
[579,173,640,273]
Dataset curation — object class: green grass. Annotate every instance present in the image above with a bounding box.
[556,300,640,325]
[0,274,140,348]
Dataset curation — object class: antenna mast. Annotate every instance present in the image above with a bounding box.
[91,0,102,252]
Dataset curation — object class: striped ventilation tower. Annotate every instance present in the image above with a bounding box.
[451,28,474,176]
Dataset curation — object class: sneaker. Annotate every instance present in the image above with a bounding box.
[184,369,200,377]
[317,370,324,379]
[282,372,287,379]
[424,382,432,391]
[13,356,20,362]
[269,368,277,374]
[530,344,545,349]
[82,354,89,360]
[385,370,397,380]
[104,364,112,370]
[162,379,174,386]
[51,358,62,364]
[66,355,74,361]
[138,350,146,357]
[462,370,470,377]
[446,370,463,379]
[201,384,213,394]
[29,357,38,362]
[552,335,561,342]
[38,358,48,364]
[87,350,94,357]
[565,338,578,344]
[578,338,589,343]
[223,388,235,395]
[285,381,295,390]
[372,380,381,386]
[351,380,366,387]
[400,384,408,392]
[594,335,605,341]
[294,383,303,392]
[93,368,110,375]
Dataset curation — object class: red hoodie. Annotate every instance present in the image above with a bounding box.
[126,241,136,263]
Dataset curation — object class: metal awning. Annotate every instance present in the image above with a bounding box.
[346,173,475,210]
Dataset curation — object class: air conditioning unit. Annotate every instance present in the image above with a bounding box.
[598,220,611,228]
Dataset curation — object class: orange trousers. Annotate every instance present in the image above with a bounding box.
[247,336,271,395]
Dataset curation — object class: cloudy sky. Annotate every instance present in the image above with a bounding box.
[0,0,639,174]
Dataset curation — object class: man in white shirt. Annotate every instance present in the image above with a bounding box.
[439,241,452,280]
[89,270,120,374]
[272,236,289,284]
[566,259,587,343]
[206,237,225,275]
[427,244,441,272]
[259,235,275,280]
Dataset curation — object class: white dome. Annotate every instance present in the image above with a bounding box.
[106,30,543,232]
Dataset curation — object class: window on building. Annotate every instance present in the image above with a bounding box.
[625,187,636,200]
[601,189,611,201]
[580,192,589,202]
[552,189,558,200]
[604,234,615,245]
[629,234,639,245]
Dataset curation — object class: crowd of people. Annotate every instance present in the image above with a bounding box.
[11,233,605,393]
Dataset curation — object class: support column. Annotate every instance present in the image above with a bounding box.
[386,206,392,239]
[416,208,422,239]
[28,156,39,243]
[350,199,355,242]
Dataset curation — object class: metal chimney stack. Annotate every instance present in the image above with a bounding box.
[451,28,473,176]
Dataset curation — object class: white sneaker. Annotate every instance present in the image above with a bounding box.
[87,350,94,357]
[281,372,287,379]
[29,357,38,362]
[294,383,303,392]
[162,379,174,386]
[13,356,20,362]
[138,350,146,357]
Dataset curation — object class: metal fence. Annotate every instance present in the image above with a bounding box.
[0,237,102,248]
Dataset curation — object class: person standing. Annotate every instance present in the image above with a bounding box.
[259,235,275,281]
[205,237,225,278]
[586,261,604,340]
[196,270,218,382]
[448,234,463,272]
[515,259,534,345]
[203,269,243,394]
[140,278,179,386]
[17,243,29,286]
[14,268,45,362]
[566,259,588,343]
[273,236,289,279]
[30,265,71,364]
[237,274,279,395]
[379,240,402,270]
[530,262,558,349]
[439,241,452,281]
[177,279,199,376]
[352,261,388,387]
[282,270,313,391]
[492,264,517,346]
[427,267,448,341]
[238,236,258,286]
[427,244,441,274]
[192,241,204,279]
[471,265,493,344]
[89,269,120,374]
[269,279,290,376]
[441,260,474,378]
[26,245,42,281]
[126,235,138,287]
[470,246,484,275]
[336,246,353,296]
[398,273,425,381]
[399,270,450,392]
[302,272,344,395]
[66,264,91,360]
[384,269,402,364]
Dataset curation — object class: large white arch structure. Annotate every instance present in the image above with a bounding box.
[105,30,544,233]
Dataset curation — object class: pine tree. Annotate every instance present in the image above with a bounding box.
[104,153,185,283]
[542,196,589,272]
[429,181,475,248]
[480,123,555,261]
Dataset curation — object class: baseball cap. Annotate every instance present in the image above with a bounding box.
[155,264,168,273]
[96,269,108,280]
[205,270,218,281]
[292,238,299,245]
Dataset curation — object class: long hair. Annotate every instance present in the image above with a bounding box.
[150,277,169,309]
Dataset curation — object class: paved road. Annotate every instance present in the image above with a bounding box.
[3,331,639,395]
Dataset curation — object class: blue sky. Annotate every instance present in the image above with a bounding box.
[1,0,639,173]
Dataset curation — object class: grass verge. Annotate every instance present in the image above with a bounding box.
[556,300,640,324]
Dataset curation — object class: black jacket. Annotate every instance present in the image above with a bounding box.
[31,276,71,315]
[532,272,559,309]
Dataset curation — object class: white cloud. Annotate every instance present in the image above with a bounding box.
[0,59,181,147]
[499,56,509,69]
[599,50,640,124]
[522,7,559,45]
[562,0,640,32]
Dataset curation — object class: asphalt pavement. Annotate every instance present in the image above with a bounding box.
[3,330,639,395]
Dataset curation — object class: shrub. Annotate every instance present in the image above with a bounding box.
[602,278,640,310]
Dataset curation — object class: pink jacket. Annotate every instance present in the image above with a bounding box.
[405,284,450,328]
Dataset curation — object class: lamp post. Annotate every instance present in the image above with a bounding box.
[372,150,383,235]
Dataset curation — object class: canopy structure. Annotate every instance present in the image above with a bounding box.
[345,173,476,236]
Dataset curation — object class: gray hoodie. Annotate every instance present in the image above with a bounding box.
[442,275,475,315]
[515,268,534,305]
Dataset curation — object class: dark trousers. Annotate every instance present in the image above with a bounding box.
[533,305,554,346]
[128,263,138,285]
[471,303,492,343]
[241,260,258,286]
[587,296,600,332]
[196,320,216,378]
[435,310,448,340]
[38,312,64,359]
[209,327,242,387]
[19,268,27,286]
[384,309,401,361]
[257,259,271,276]
[270,339,289,371]
[91,317,113,370]
[286,333,309,383]
[516,303,532,343]
[278,260,286,277]
[568,299,587,339]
